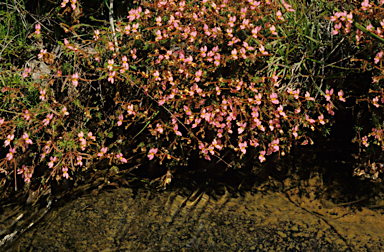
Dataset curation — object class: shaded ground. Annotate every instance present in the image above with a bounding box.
[3,165,384,252]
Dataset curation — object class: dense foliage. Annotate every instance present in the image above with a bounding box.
[0,0,383,196]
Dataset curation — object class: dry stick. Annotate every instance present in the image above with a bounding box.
[108,0,119,53]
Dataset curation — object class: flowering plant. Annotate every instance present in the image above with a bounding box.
[0,0,359,194]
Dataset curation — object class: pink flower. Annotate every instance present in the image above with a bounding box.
[305,91,315,101]
[276,10,284,20]
[326,103,335,116]
[270,139,279,152]
[62,106,69,116]
[39,89,46,101]
[251,26,262,39]
[108,71,116,84]
[87,132,96,141]
[373,96,380,108]
[203,24,211,36]
[239,141,247,154]
[212,139,223,150]
[255,93,262,105]
[43,113,54,126]
[305,114,316,124]
[62,167,69,179]
[237,122,247,134]
[325,89,333,101]
[70,0,77,10]
[93,30,99,40]
[76,156,83,166]
[131,48,137,59]
[231,48,238,59]
[24,110,31,120]
[48,156,57,168]
[18,165,33,183]
[195,69,202,82]
[346,13,353,23]
[35,23,41,35]
[270,93,279,104]
[148,148,158,160]
[228,16,236,27]
[362,136,369,147]
[98,147,108,157]
[72,72,79,87]
[116,153,127,163]
[0,118,4,126]
[240,19,249,30]
[122,56,129,70]
[361,0,371,10]
[107,59,114,71]
[243,41,254,51]
[214,54,221,66]
[270,25,277,35]
[333,23,342,35]
[375,51,383,64]
[173,124,182,136]
[6,147,16,161]
[117,114,124,126]
[127,104,136,115]
[38,49,47,59]
[22,67,31,78]
[259,44,268,55]
[156,16,162,26]
[23,132,33,145]
[318,114,325,125]
[4,134,14,147]
[259,151,266,163]
[292,125,299,138]
[132,23,139,33]
[156,123,164,133]
[338,90,346,102]
[293,89,300,99]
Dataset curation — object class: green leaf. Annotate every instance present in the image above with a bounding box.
[354,22,384,44]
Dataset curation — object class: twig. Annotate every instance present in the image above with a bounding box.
[107,0,119,52]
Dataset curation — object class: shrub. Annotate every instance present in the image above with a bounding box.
[0,0,357,195]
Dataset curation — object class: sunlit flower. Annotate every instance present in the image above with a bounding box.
[62,106,69,116]
[43,113,54,126]
[4,134,14,147]
[148,148,158,160]
[48,156,57,168]
[98,147,108,157]
[35,23,41,35]
[23,132,33,145]
[259,150,266,163]
[338,89,346,102]
[325,89,333,101]
[39,89,46,101]
[24,110,31,120]
[117,114,124,126]
[116,153,127,163]
[72,72,79,87]
[239,141,247,154]
[62,167,69,179]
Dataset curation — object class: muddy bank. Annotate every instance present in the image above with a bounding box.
[7,170,384,252]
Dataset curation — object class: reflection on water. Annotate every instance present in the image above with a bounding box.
[3,170,384,251]
[2,117,384,251]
